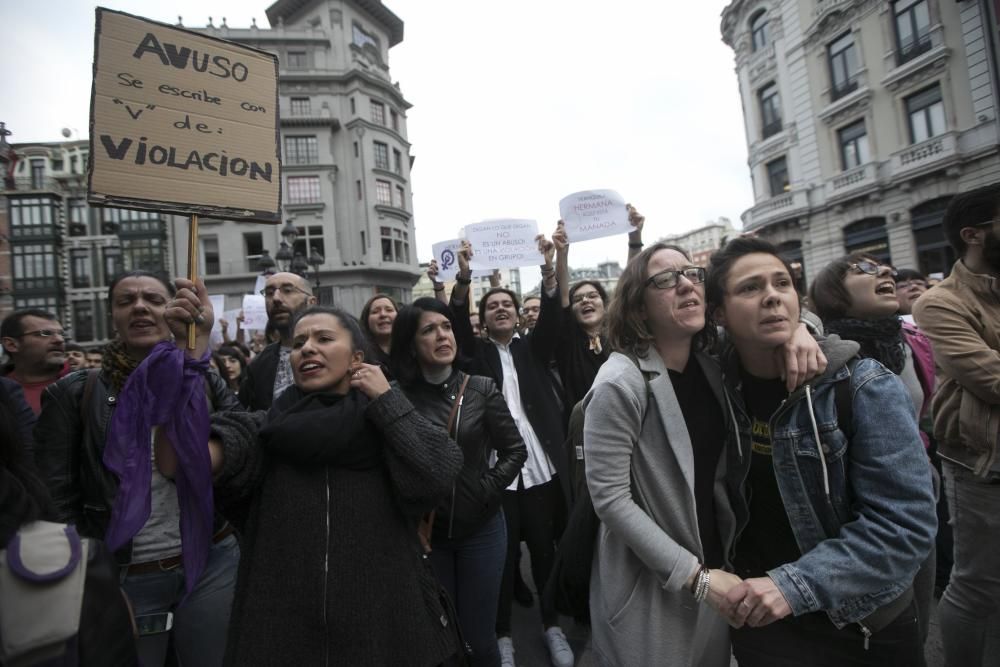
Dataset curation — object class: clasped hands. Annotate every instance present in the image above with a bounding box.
[699,570,793,629]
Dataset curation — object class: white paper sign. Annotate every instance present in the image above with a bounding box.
[209,295,227,333]
[559,189,631,242]
[252,274,267,297]
[464,219,543,270]
[241,294,268,331]
[431,239,493,279]
[219,309,242,337]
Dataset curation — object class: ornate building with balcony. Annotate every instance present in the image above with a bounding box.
[177,0,421,317]
[2,136,176,346]
[721,0,1000,282]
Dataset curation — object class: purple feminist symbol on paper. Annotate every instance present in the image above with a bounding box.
[441,249,455,270]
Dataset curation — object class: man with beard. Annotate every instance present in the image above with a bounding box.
[913,183,1000,667]
[0,309,69,414]
[238,272,316,410]
[64,342,88,371]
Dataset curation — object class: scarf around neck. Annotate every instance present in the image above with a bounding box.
[824,316,905,374]
[103,340,213,597]
[259,386,382,470]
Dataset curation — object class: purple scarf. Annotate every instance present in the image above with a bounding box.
[103,340,213,596]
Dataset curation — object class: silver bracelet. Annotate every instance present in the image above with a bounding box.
[694,568,711,603]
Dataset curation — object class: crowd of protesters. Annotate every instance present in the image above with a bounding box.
[2,185,999,667]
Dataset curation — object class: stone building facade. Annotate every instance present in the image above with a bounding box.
[721,0,1000,283]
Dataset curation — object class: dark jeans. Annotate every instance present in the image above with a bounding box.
[732,601,923,667]
[430,511,507,667]
[496,477,562,635]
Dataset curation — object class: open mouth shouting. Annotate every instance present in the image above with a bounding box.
[875,280,896,296]
[298,360,324,377]
[678,297,701,311]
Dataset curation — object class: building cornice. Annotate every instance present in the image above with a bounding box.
[282,69,411,109]
[265,0,404,47]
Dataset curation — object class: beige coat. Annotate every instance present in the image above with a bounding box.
[913,259,1000,475]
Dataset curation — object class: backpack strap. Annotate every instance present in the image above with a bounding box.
[78,369,99,432]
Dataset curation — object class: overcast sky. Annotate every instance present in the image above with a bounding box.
[2,0,752,284]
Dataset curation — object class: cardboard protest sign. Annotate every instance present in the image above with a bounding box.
[431,239,493,279]
[464,220,543,270]
[89,8,281,222]
[559,190,631,242]
[241,294,268,330]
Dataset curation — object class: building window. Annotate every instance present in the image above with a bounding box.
[102,208,160,235]
[201,236,220,275]
[350,98,356,115]
[286,50,308,69]
[8,197,57,238]
[290,97,311,116]
[828,33,859,100]
[102,246,124,283]
[912,197,955,277]
[122,238,163,273]
[30,159,45,189]
[71,248,92,288]
[370,100,385,125]
[375,180,392,206]
[285,136,318,165]
[287,176,321,204]
[894,0,932,65]
[844,217,890,263]
[70,155,78,174]
[373,142,390,170]
[380,226,409,263]
[750,10,769,52]
[69,199,92,236]
[73,301,95,343]
[292,225,326,259]
[906,84,945,144]
[12,244,58,290]
[390,110,399,132]
[356,180,363,200]
[766,156,789,197]
[393,149,402,175]
[244,232,263,273]
[354,142,359,158]
[14,296,60,319]
[396,185,405,210]
[759,83,782,139]
[838,120,870,170]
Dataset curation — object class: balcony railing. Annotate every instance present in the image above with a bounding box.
[891,132,957,179]
[742,189,810,232]
[826,162,878,201]
[761,120,783,140]
[897,37,933,66]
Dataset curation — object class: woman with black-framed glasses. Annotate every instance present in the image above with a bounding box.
[809,252,939,648]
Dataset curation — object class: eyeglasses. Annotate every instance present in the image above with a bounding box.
[645,267,706,290]
[260,284,312,299]
[849,260,897,278]
[895,280,927,291]
[15,329,65,338]
[571,291,602,305]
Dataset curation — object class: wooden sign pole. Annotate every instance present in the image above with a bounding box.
[187,214,199,350]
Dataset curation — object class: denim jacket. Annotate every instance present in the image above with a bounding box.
[721,336,937,630]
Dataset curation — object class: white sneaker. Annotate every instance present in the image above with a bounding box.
[498,636,516,667]
[544,626,574,667]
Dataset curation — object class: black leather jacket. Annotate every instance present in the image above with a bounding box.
[33,368,242,564]
[401,370,526,540]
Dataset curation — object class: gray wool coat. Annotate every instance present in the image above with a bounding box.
[583,349,741,667]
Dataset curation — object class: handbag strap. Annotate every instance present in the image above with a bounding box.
[446,375,472,438]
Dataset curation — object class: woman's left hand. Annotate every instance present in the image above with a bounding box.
[721,576,792,628]
[350,363,390,399]
[775,322,827,392]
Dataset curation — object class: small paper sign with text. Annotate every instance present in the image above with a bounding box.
[241,294,268,331]
[431,239,493,278]
[89,8,281,222]
[464,220,543,270]
[559,190,631,242]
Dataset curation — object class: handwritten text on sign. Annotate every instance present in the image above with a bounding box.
[559,190,631,243]
[431,239,493,278]
[465,220,543,270]
[89,8,281,222]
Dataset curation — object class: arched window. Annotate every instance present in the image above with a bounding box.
[911,197,955,276]
[843,217,891,264]
[777,239,806,293]
[750,10,770,52]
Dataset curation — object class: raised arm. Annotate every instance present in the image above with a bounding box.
[626,204,645,263]
[552,222,570,308]
[449,241,476,358]
[427,260,448,304]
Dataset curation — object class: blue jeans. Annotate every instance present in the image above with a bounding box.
[429,511,507,667]
[122,534,240,667]
[938,461,1000,667]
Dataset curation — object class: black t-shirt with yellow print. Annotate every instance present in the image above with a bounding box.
[733,369,802,578]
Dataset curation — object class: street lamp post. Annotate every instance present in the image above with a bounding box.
[308,246,324,289]
[257,249,276,275]
[290,252,309,277]
[275,241,292,272]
